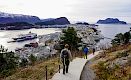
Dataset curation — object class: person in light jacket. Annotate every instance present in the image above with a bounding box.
[60,44,72,74]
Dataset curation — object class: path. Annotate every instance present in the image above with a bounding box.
[51,51,101,80]
[80,58,97,80]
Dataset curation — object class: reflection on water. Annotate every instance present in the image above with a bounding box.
[0,28,61,51]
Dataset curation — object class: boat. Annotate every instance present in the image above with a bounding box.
[7,40,16,43]
[12,31,37,42]
[17,39,25,42]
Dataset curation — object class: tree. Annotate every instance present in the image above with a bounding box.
[28,54,37,65]
[129,27,131,32]
[123,32,130,44]
[19,58,28,67]
[59,27,82,51]
[111,30,131,46]
[114,33,124,45]
[111,39,117,47]
[0,45,18,77]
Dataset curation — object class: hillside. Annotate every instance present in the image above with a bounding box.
[35,17,70,25]
[88,44,131,80]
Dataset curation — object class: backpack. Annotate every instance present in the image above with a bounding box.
[62,50,69,61]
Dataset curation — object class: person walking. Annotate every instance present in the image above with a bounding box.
[93,47,95,55]
[83,47,88,59]
[60,44,72,74]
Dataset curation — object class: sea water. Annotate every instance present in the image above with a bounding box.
[0,24,131,51]
[0,28,61,51]
[97,24,131,47]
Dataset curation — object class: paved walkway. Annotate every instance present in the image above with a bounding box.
[51,51,101,80]
[80,58,97,80]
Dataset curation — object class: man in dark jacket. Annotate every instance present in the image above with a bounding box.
[93,48,95,55]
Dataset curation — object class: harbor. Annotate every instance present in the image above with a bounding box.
[9,24,104,62]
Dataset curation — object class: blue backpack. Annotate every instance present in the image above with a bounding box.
[84,48,88,54]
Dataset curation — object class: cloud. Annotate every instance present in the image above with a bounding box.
[0,0,131,22]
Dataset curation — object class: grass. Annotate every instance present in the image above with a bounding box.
[4,57,63,80]
[90,44,131,80]
[5,44,131,80]
[4,51,84,80]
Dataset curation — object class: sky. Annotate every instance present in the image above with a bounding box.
[0,0,131,23]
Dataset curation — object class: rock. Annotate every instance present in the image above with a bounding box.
[108,57,128,68]
[127,54,131,58]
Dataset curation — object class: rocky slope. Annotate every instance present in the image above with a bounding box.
[84,45,131,80]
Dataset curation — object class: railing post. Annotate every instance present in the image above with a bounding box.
[45,66,47,80]
[59,65,60,73]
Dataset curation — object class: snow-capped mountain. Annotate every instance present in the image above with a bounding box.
[0,12,41,24]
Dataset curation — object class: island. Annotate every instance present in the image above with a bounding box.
[97,18,127,24]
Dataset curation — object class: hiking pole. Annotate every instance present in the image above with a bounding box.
[45,66,47,80]
[58,58,61,73]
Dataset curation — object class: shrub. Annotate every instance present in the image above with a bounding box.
[116,52,121,58]
[50,68,54,75]
[90,63,99,70]
[20,58,28,67]
[0,69,15,78]
[29,54,37,65]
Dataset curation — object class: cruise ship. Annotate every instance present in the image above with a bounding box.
[12,31,37,42]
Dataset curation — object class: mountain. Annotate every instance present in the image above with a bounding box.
[0,12,41,24]
[41,18,55,22]
[35,17,70,25]
[97,18,127,24]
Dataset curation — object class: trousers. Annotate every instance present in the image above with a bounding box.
[62,59,69,74]
[84,54,87,59]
